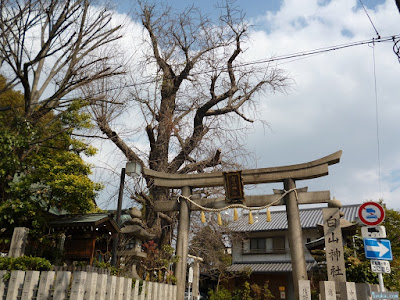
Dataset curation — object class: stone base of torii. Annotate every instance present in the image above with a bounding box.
[144,151,343,300]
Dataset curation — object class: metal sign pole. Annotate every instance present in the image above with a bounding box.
[358,202,389,293]
[378,273,385,291]
[188,266,193,300]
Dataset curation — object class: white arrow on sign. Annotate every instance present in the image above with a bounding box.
[366,241,390,257]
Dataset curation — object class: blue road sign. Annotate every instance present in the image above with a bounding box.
[364,238,393,261]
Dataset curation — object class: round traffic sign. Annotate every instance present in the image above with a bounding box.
[358,202,385,226]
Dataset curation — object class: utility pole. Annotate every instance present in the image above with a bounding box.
[111,167,125,266]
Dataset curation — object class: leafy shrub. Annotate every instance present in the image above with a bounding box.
[0,256,51,271]
[209,281,274,300]
[208,287,232,300]
[92,259,120,275]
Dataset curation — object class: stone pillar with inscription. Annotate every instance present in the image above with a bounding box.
[8,227,29,258]
[323,208,346,286]
[340,282,357,300]
[320,281,337,300]
[298,280,312,300]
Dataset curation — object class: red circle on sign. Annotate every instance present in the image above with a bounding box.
[358,202,385,226]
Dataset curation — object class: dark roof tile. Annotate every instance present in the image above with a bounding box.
[229,204,359,232]
[227,262,316,273]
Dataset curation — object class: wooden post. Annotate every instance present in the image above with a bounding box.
[37,271,55,300]
[70,271,86,300]
[298,280,311,300]
[114,276,124,300]
[192,261,200,300]
[85,272,98,300]
[8,227,29,258]
[172,284,177,300]
[356,283,373,300]
[167,283,172,299]
[123,277,132,299]
[0,271,7,299]
[175,186,191,300]
[112,167,125,266]
[133,280,140,298]
[284,178,308,300]
[140,281,147,300]
[6,270,25,300]
[320,281,336,300]
[53,271,71,300]
[96,273,108,300]
[147,281,154,299]
[153,282,159,299]
[340,282,357,300]
[21,270,40,300]
[105,275,117,300]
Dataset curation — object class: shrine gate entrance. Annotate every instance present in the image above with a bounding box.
[143,151,343,300]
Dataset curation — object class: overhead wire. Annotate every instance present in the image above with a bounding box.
[371,44,382,197]
[56,34,400,103]
[359,0,383,197]
[359,0,381,38]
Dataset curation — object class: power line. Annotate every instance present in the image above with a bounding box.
[371,44,382,197]
[54,34,400,102]
[359,0,381,38]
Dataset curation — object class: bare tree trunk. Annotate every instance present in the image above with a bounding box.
[86,0,289,247]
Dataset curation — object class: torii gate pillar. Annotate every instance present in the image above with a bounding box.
[285,178,308,300]
[175,186,191,300]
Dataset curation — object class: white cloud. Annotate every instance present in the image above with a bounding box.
[241,0,400,209]
[91,0,400,211]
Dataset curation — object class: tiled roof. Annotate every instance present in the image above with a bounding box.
[229,204,359,232]
[49,213,120,233]
[50,213,111,225]
[227,262,317,273]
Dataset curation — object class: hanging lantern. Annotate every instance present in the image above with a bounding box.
[266,207,271,222]
[248,211,254,224]
[218,212,222,225]
[233,208,238,221]
[201,211,206,223]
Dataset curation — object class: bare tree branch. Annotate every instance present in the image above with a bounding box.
[0,0,124,123]
[85,1,290,244]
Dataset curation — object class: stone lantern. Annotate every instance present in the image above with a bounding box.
[119,207,155,278]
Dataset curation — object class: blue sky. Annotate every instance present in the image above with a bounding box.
[114,0,386,19]
[89,0,400,211]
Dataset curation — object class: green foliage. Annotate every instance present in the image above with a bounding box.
[250,281,274,300]
[208,286,232,300]
[310,204,400,292]
[140,240,179,282]
[92,259,120,276]
[0,75,102,238]
[0,256,51,271]
[344,237,378,283]
[208,281,274,300]
[310,239,380,284]
[381,206,400,291]
[237,281,252,300]
[343,205,400,291]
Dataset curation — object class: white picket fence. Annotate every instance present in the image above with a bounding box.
[0,269,177,299]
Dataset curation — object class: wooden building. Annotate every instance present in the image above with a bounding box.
[49,213,119,265]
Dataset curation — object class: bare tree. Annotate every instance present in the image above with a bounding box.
[0,0,123,126]
[89,1,289,243]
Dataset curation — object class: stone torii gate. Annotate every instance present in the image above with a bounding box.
[143,151,343,300]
